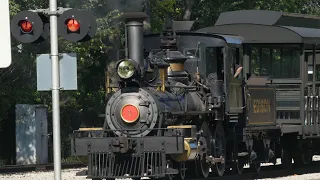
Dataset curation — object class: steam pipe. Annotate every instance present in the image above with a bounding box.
[122,12,148,77]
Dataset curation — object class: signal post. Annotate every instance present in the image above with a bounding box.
[50,1,61,179]
[10,1,97,179]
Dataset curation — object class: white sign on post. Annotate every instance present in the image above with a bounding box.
[0,0,12,68]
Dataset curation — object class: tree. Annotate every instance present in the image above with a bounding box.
[189,0,320,29]
[183,0,195,20]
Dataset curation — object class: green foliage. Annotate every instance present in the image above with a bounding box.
[9,0,20,16]
[191,0,320,28]
[149,0,183,32]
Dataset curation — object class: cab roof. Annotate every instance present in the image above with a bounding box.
[196,10,320,49]
[144,31,244,47]
[214,10,320,29]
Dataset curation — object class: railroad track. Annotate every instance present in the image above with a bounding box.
[73,161,320,179]
[195,161,320,180]
[0,163,86,174]
[1,161,320,180]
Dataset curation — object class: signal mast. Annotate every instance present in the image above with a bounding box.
[10,7,97,180]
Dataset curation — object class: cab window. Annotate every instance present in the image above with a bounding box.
[228,47,243,79]
[249,46,300,79]
[184,47,222,79]
[306,53,320,82]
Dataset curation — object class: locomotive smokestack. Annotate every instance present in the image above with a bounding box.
[122,12,148,76]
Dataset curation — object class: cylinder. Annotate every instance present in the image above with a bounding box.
[170,139,198,162]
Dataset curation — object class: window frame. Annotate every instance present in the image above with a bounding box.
[248,45,301,79]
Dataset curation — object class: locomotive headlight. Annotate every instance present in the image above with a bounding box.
[117,59,136,79]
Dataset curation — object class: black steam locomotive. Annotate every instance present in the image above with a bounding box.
[71,10,320,179]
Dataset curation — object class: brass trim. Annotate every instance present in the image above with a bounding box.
[171,140,191,162]
[168,63,184,72]
[120,104,140,124]
[167,125,193,129]
[159,69,167,92]
[184,138,193,140]
[105,71,118,93]
[106,71,111,94]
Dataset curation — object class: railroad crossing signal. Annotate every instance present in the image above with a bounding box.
[10,8,97,43]
[9,5,97,180]
[58,9,97,42]
[11,11,49,43]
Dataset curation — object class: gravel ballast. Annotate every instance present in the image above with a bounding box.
[0,168,88,180]
[1,156,320,180]
[2,167,320,180]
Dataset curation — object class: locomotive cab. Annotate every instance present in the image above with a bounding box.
[144,32,245,114]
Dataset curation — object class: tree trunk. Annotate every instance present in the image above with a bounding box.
[183,0,195,21]
[143,0,151,33]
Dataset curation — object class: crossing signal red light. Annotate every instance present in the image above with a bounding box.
[58,9,97,42]
[66,19,80,32]
[10,9,96,43]
[19,20,33,33]
[11,11,49,43]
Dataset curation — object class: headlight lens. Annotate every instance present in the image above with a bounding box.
[117,60,135,79]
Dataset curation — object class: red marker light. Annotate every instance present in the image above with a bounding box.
[67,19,80,32]
[19,20,33,33]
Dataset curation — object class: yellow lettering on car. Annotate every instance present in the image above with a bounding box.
[252,99,271,113]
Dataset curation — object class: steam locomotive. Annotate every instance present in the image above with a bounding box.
[71,10,320,180]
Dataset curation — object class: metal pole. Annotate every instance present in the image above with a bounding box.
[313,45,316,95]
[49,0,62,179]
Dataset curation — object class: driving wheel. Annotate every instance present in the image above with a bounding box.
[232,157,245,175]
[250,162,261,172]
[294,150,313,166]
[195,121,211,178]
[211,122,226,176]
[167,161,186,180]
[281,147,292,169]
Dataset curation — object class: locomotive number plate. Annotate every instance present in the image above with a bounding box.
[247,87,276,125]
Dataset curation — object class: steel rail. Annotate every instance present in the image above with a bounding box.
[0,163,86,174]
